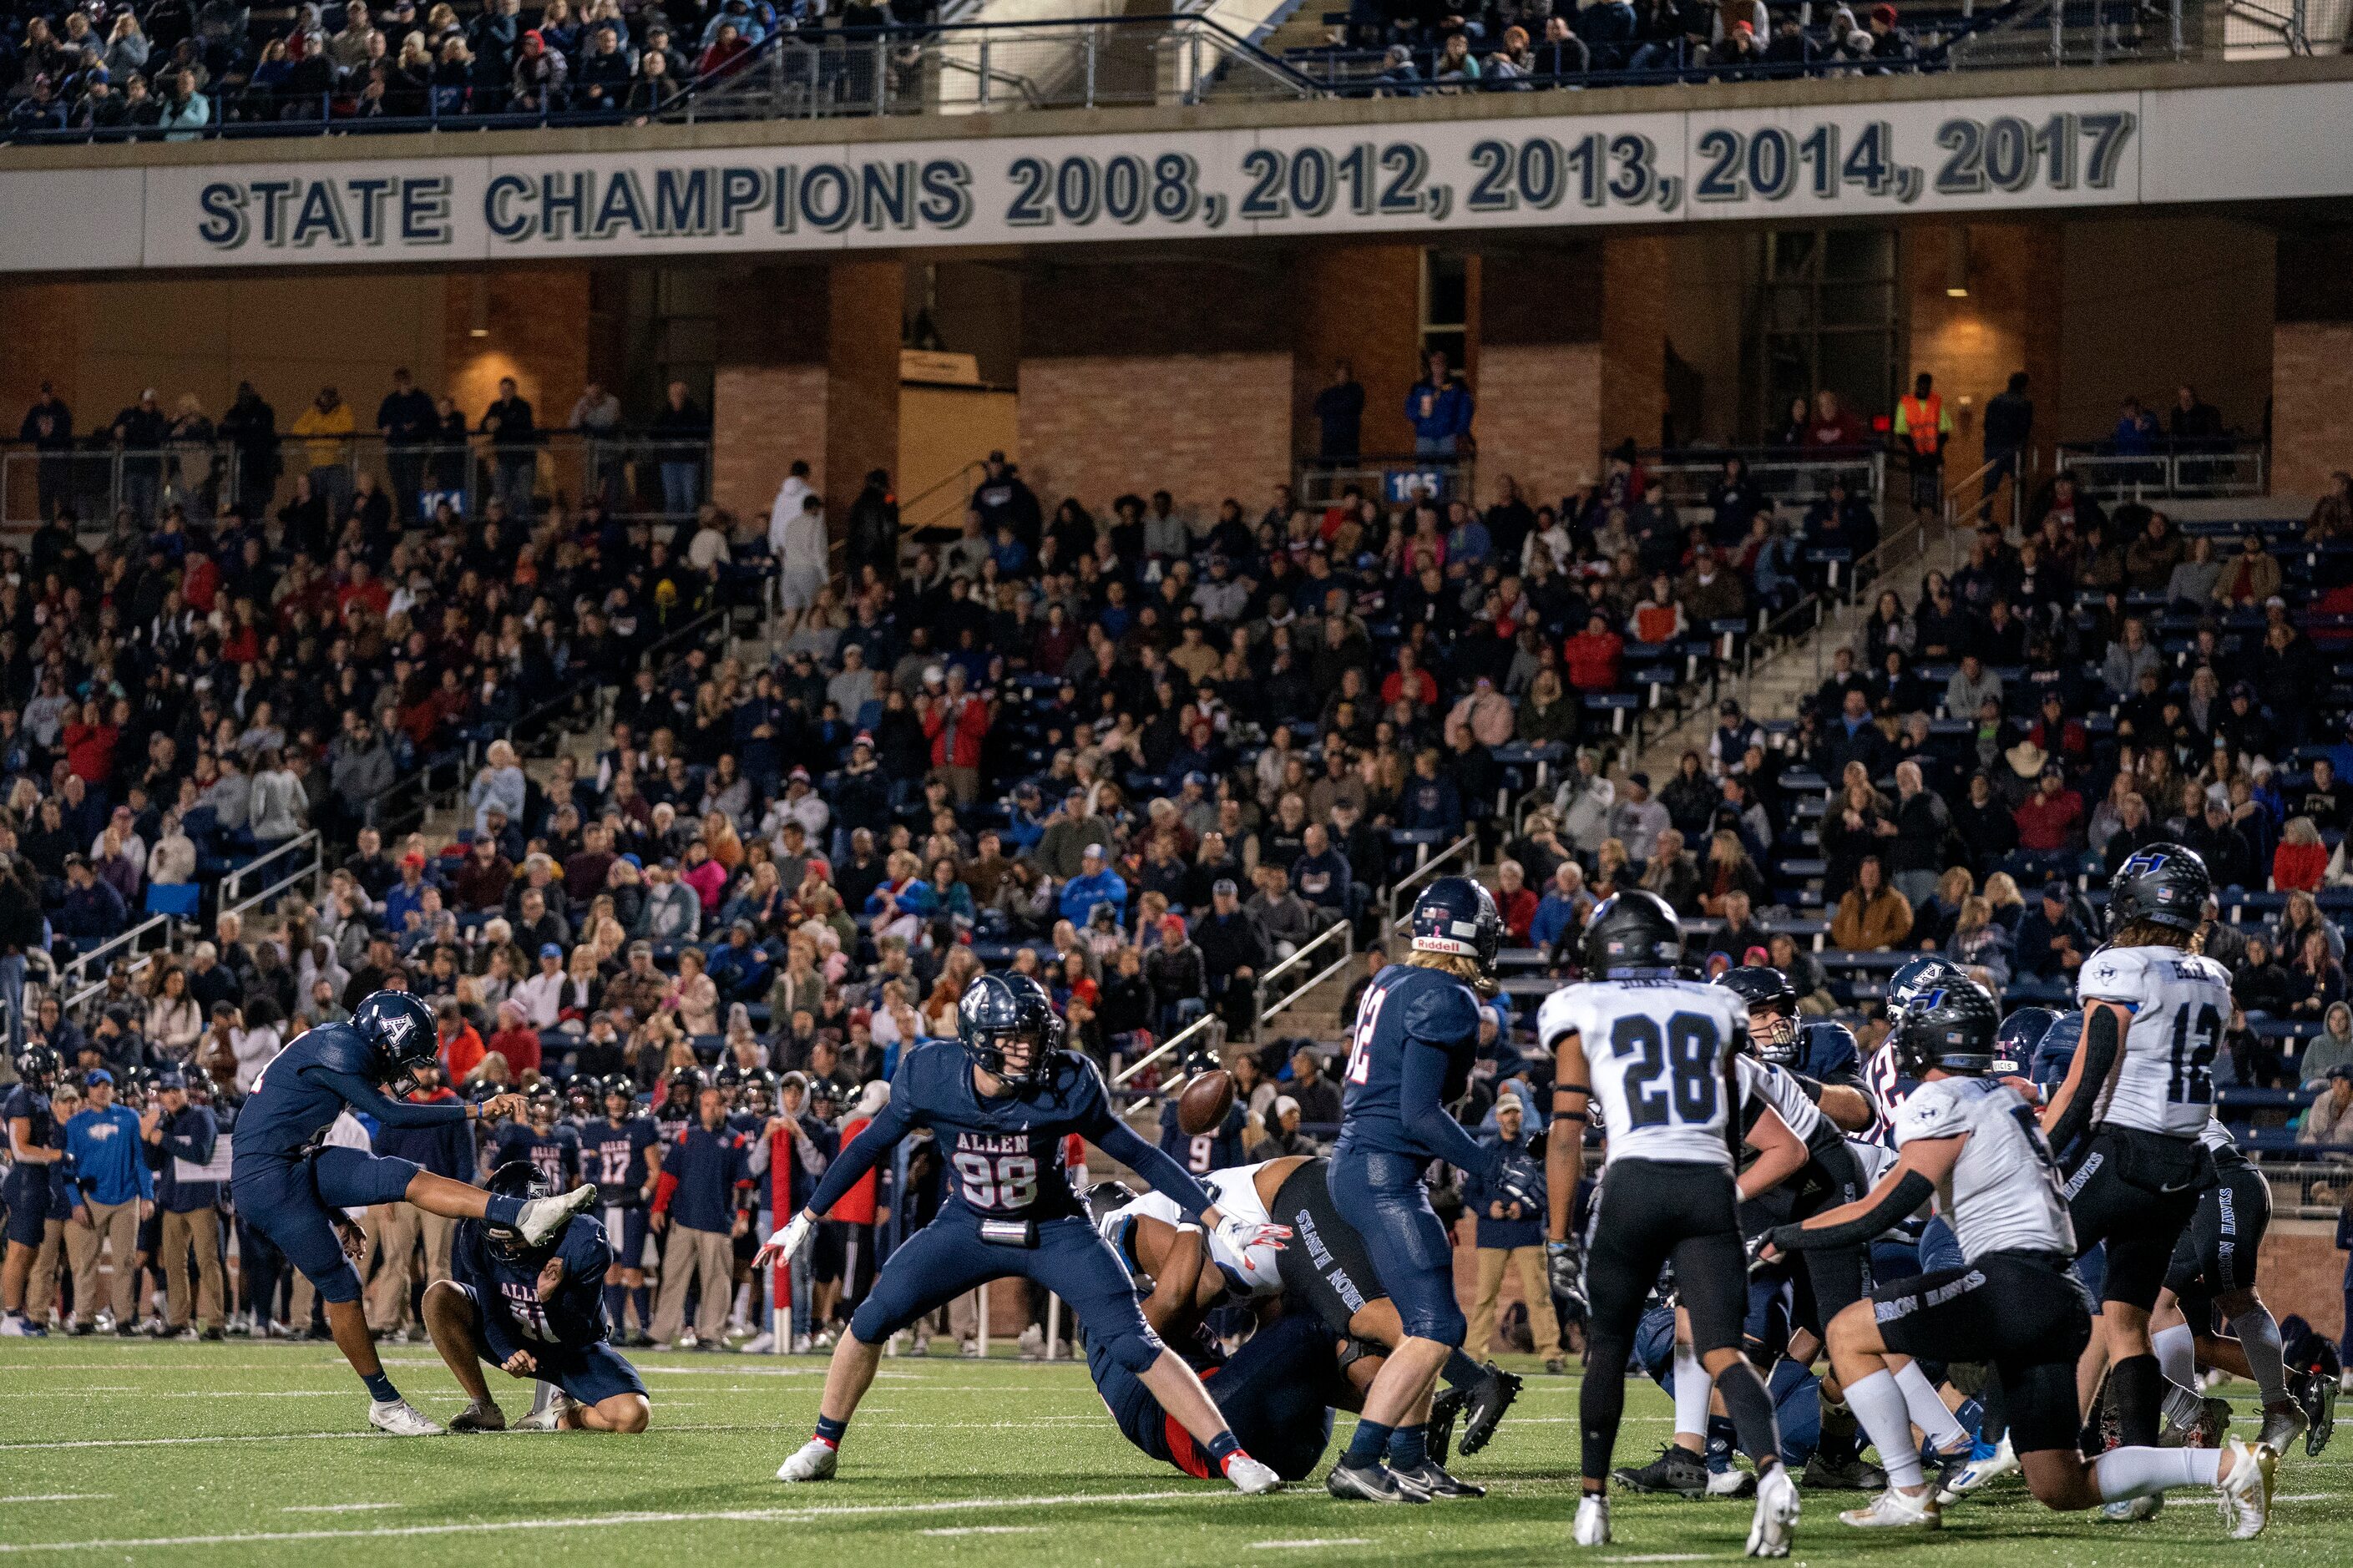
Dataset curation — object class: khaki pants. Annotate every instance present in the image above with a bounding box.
[365,1202,455,1330]
[159,1206,225,1331]
[24,1217,64,1323]
[650,1223,733,1343]
[929,764,979,805]
[66,1198,142,1327]
[1470,1243,1561,1359]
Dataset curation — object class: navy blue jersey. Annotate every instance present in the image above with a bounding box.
[1335,963,1495,1176]
[807,1039,1207,1223]
[1796,1020,1863,1090]
[449,1209,614,1363]
[493,1121,580,1189]
[652,1105,691,1147]
[1158,1100,1248,1176]
[3,1083,54,1198]
[234,1021,468,1161]
[580,1115,658,1206]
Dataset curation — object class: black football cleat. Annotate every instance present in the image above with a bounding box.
[1324,1459,1430,1505]
[1614,1443,1713,1499]
[1457,1363,1524,1456]
[1394,1460,1485,1499]
[2301,1369,2337,1457]
[1427,1387,1468,1468]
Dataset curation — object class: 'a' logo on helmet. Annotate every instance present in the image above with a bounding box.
[381,1015,413,1044]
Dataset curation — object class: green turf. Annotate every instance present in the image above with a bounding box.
[0,1342,2342,1565]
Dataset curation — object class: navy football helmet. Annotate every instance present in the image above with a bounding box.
[739,1069,778,1118]
[13,1044,59,1091]
[565,1076,598,1119]
[482,1159,554,1264]
[1408,877,1505,974]
[526,1082,561,1125]
[1885,955,1966,1027]
[1993,1005,2061,1076]
[601,1074,639,1113]
[1716,966,1801,1064]
[1083,1179,1138,1229]
[1892,979,2001,1078]
[2108,842,2211,936]
[1581,889,1684,979]
[352,990,438,1083]
[956,972,1062,1088]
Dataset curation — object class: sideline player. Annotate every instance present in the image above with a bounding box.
[2044,846,2227,1474]
[1765,979,2274,1538]
[759,972,1289,1494]
[2,1045,64,1336]
[227,991,597,1434]
[1323,878,1541,1503]
[425,1160,650,1434]
[579,1075,660,1345]
[1544,890,1806,1556]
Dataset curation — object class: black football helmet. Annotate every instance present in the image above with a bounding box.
[956,972,1062,1088]
[1581,889,1685,979]
[2108,842,2211,936]
[1892,978,2001,1078]
[526,1082,561,1125]
[482,1159,554,1264]
[1993,1006,2061,1077]
[1083,1179,1138,1231]
[1408,876,1505,975]
[13,1044,60,1092]
[738,1069,778,1118]
[564,1076,598,1119]
[1715,966,1800,1064]
[601,1075,639,1115]
[1885,954,1966,1027]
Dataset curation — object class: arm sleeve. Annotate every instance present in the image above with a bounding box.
[802,1095,913,1218]
[314,1069,470,1130]
[1403,1039,1501,1182]
[1771,1170,1935,1252]
[1095,1120,1215,1221]
[2047,1004,2122,1156]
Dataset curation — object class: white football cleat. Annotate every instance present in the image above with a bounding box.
[517,1185,599,1247]
[1744,1461,1799,1557]
[367,1398,446,1436]
[2101,1493,2163,1522]
[1224,1454,1281,1495]
[2216,1437,2275,1540]
[1936,1433,2016,1504]
[1571,1493,1611,1546]
[777,1439,838,1482]
[1839,1485,1941,1530]
[513,1393,577,1432]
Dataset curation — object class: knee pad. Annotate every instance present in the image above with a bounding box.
[1404,1302,1468,1348]
[1101,1319,1166,1376]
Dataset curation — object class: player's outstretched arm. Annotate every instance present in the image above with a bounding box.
[1096,1120,1217,1219]
[1400,1039,1501,1181]
[755,1097,914,1266]
[2042,999,2123,1152]
[1764,1136,1956,1259]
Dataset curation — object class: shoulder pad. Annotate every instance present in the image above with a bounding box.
[1400,970,1481,1045]
[1891,1078,1963,1146]
[2076,945,2146,1004]
[303,1024,376,1080]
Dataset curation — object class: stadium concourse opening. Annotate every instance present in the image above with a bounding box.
[6,29,2353,1561]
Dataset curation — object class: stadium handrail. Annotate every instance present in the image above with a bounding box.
[2052,437,2269,499]
[220,829,326,928]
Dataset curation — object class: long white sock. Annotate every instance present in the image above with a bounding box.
[2230,1308,2290,1407]
[2153,1323,2205,1427]
[1893,1360,1968,1451]
[1846,1368,1925,1489]
[1672,1340,1711,1444]
[2094,1444,2220,1502]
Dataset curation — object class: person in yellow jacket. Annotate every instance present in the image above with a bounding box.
[1893,372,1953,519]
[289,385,357,524]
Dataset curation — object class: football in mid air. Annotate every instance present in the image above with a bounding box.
[1176,1069,1237,1135]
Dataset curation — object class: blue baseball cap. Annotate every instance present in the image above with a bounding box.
[539,943,564,959]
[83,1068,114,1087]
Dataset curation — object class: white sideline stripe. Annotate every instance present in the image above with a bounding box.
[1601,1555,1717,1563]
[281,1504,401,1514]
[0,1495,113,1505]
[0,1421,772,1451]
[920,1526,1047,1536]
[1248,1540,1373,1550]
[0,1488,1221,1552]
[2275,1493,2331,1502]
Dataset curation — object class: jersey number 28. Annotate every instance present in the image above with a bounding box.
[1613,1011,1721,1128]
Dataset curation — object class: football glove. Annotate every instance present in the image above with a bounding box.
[1494,1162,1545,1215]
[1546,1237,1586,1312]
[756,1210,815,1268]
[1211,1214,1291,1272]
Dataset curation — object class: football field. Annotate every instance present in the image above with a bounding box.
[0,1343,2347,1566]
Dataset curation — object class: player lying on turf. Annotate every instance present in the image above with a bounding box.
[756,972,1292,1494]
[227,991,598,1434]
[423,1160,651,1434]
[1086,1156,1521,1484]
[1761,979,2275,1538]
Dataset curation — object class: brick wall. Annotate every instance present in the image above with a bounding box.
[1901,222,2052,487]
[2274,321,2353,500]
[1018,352,1294,517]
[1602,235,1672,453]
[711,363,827,524]
[443,269,589,435]
[1292,244,1423,460]
[1474,342,1602,514]
[823,260,903,526]
[2262,1220,2348,1343]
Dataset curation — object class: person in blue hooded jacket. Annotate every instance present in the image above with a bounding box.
[1404,350,1475,457]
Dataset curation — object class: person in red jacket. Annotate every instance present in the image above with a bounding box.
[61,701,120,787]
[2275,817,2329,893]
[1379,645,1440,708]
[1564,611,1625,691]
[921,666,990,805]
[2011,766,2086,854]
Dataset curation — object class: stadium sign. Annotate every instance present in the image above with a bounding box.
[3,78,2349,272]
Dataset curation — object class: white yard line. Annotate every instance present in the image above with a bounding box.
[0,1488,1233,1553]
[919,1526,1048,1536]
[281,1504,402,1515]
[1248,1540,1373,1550]
[1600,1555,1718,1563]
[0,1420,775,1451]
[0,1495,113,1505]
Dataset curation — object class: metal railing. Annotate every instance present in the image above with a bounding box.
[2257,1157,2353,1220]
[53,912,185,1025]
[221,831,326,926]
[1636,446,1888,513]
[1107,911,1358,1099]
[2052,438,2269,499]
[0,431,712,531]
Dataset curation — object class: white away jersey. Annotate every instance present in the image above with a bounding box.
[1737,1055,1826,1151]
[1098,1163,1281,1296]
[1894,1076,2076,1261]
[1540,979,1751,1171]
[2076,944,2230,1138]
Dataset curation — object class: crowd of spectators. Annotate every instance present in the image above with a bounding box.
[2,0,936,136]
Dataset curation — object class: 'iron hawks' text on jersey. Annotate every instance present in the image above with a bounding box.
[1892,1076,2077,1260]
[1540,979,1752,1170]
[2075,944,2231,1138]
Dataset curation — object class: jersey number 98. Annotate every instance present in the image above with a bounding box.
[1612,1011,1721,1128]
[954,1151,1040,1211]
